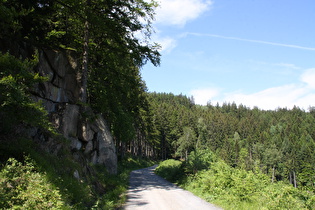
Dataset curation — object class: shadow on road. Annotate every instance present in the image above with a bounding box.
[124,165,222,210]
[128,165,179,191]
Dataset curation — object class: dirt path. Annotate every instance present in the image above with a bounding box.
[123,165,222,210]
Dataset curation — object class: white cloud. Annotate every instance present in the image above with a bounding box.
[190,68,315,110]
[150,0,212,53]
[300,68,315,89]
[155,0,212,26]
[156,36,177,53]
[224,84,309,110]
[189,88,219,105]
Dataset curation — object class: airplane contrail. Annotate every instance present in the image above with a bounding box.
[184,32,315,51]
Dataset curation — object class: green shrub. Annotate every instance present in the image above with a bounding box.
[185,149,216,174]
[0,52,52,134]
[0,136,94,208]
[155,159,183,182]
[0,138,159,209]
[0,157,67,209]
[181,159,315,210]
[259,183,314,210]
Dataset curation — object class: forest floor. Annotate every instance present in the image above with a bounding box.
[123,165,221,210]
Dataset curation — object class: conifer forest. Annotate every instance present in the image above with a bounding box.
[1,0,315,209]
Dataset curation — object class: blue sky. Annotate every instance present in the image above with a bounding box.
[141,0,315,110]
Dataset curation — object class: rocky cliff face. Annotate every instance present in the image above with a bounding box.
[31,49,117,174]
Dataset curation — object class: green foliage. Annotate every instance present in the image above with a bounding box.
[1,0,161,208]
[155,159,183,182]
[0,0,161,158]
[0,136,96,208]
[0,137,157,209]
[80,0,160,150]
[148,93,315,190]
[0,52,52,134]
[148,92,195,159]
[119,155,157,172]
[3,0,315,208]
[258,183,315,210]
[182,159,315,209]
[0,157,66,209]
[185,149,216,174]
[89,64,148,144]
[176,127,197,159]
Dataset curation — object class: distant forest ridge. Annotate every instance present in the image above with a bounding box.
[147,92,315,189]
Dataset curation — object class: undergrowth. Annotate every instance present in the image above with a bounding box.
[155,159,183,182]
[0,135,157,209]
[0,157,67,209]
[156,150,315,210]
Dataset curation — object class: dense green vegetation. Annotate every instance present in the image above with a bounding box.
[0,0,160,156]
[154,159,183,182]
[1,136,96,208]
[0,52,52,134]
[1,0,315,208]
[0,0,159,208]
[149,93,315,188]
[0,136,156,209]
[156,153,315,209]
[0,157,66,209]
[152,93,315,209]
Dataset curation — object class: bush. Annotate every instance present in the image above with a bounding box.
[181,159,315,209]
[155,159,183,182]
[0,52,52,134]
[0,136,94,208]
[0,157,67,209]
[185,149,216,174]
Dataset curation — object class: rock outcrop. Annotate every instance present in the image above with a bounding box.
[31,49,117,174]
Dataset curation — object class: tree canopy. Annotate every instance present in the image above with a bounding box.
[147,92,315,191]
[0,0,160,150]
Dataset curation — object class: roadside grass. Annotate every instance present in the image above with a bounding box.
[181,161,315,210]
[156,152,315,210]
[0,136,96,208]
[154,159,183,182]
[0,135,157,209]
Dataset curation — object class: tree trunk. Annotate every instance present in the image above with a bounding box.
[293,171,297,188]
[81,0,90,103]
[161,132,165,159]
[120,141,125,159]
[272,166,275,183]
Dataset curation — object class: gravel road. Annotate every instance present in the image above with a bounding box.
[123,165,222,210]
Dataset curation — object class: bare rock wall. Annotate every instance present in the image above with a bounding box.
[31,49,117,174]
